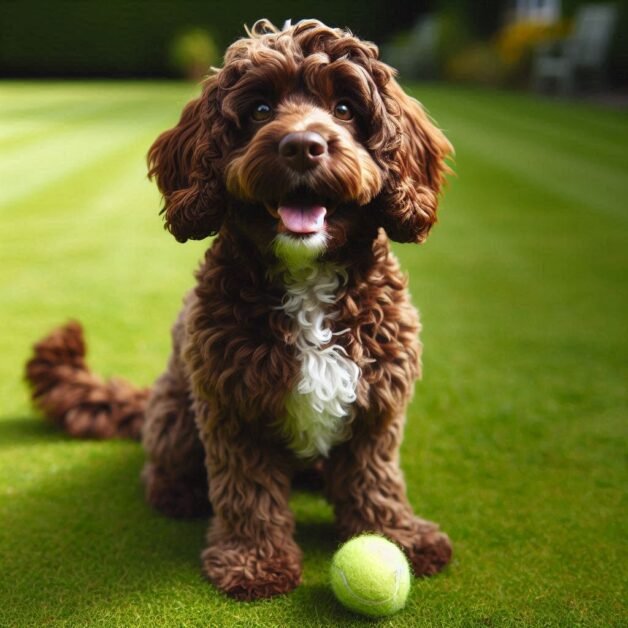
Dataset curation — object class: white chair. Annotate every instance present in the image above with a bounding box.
[532,4,618,94]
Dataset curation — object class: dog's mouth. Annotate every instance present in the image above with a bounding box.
[266,188,333,237]
[277,203,326,235]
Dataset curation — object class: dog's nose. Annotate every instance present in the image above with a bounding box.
[278,131,328,171]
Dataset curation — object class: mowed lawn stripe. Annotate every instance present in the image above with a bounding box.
[0,81,196,112]
[0,139,155,289]
[0,102,178,209]
[439,115,627,220]
[435,92,628,172]
[0,96,168,151]
[419,85,628,141]
[439,96,627,165]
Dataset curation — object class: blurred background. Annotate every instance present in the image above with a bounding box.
[1,0,626,98]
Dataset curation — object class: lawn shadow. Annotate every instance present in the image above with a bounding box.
[1,418,378,625]
[0,415,68,450]
[0,424,212,624]
[297,583,376,624]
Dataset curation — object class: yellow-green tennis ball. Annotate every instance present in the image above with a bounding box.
[330,534,411,617]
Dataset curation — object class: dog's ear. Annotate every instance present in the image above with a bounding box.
[376,79,453,244]
[147,77,226,242]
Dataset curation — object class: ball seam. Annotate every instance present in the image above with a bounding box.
[331,564,403,607]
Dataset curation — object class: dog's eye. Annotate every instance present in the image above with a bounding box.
[251,102,273,122]
[333,101,353,121]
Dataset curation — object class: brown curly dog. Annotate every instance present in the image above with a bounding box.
[26,19,453,600]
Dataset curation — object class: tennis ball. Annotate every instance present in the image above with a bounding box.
[330,534,411,617]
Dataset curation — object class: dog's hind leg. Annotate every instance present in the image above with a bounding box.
[141,314,210,519]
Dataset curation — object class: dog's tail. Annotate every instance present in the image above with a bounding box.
[25,322,149,440]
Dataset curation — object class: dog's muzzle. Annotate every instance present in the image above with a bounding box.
[278,131,328,173]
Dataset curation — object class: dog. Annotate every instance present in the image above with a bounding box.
[26,19,453,600]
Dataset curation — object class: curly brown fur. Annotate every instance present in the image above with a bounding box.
[325,412,452,576]
[25,322,148,439]
[25,18,454,599]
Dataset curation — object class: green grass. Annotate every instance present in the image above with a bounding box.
[0,81,626,627]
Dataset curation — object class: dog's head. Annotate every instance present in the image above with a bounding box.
[148,19,452,267]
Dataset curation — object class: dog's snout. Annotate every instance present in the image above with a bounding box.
[278,131,328,171]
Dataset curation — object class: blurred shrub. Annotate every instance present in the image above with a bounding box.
[382,10,472,80]
[169,28,218,80]
[444,18,572,87]
[494,19,572,85]
[445,42,506,85]
[435,8,473,72]
[434,0,503,39]
[383,8,504,84]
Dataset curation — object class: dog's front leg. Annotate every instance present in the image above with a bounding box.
[325,414,452,577]
[196,402,302,600]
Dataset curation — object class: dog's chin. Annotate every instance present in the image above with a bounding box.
[260,187,334,271]
[272,231,329,271]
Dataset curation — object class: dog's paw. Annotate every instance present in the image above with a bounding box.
[142,463,211,519]
[404,526,453,577]
[202,542,302,600]
[339,517,452,577]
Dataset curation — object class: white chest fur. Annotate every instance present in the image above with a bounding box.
[279,264,360,458]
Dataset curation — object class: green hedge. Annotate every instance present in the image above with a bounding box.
[0,0,422,77]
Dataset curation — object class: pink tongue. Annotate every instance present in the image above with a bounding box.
[277,205,327,234]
